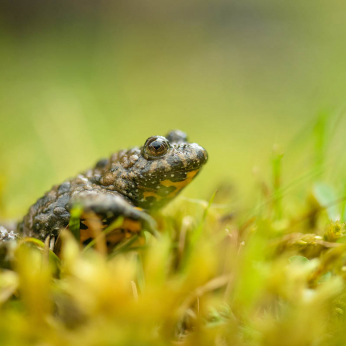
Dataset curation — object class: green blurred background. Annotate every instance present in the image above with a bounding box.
[1,0,346,218]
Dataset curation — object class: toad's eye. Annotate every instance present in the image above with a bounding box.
[143,136,170,159]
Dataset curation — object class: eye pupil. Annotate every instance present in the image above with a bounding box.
[151,141,162,151]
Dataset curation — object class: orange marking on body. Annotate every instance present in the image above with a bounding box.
[143,191,161,199]
[80,215,107,254]
[104,218,142,251]
[121,219,142,232]
[141,170,199,202]
[79,216,143,253]
[106,231,126,244]
[161,170,199,198]
[80,227,94,244]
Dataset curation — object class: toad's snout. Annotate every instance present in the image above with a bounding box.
[191,143,208,166]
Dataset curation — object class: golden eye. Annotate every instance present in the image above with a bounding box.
[144,136,170,159]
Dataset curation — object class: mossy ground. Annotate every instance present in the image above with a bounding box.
[1,115,346,346]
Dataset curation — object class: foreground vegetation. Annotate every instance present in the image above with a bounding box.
[1,116,346,345]
[1,191,346,345]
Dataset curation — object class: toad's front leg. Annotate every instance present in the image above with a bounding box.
[55,190,158,252]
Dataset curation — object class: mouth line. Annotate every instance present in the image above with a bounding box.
[136,186,157,192]
[143,167,201,177]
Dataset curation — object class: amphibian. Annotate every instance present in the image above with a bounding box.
[17,130,208,252]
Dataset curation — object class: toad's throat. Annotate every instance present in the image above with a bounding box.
[142,169,199,201]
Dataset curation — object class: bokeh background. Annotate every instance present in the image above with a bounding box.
[1,0,346,218]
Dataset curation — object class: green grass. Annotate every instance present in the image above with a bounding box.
[1,115,346,345]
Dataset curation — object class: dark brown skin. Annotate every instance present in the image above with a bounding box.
[17,130,208,251]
